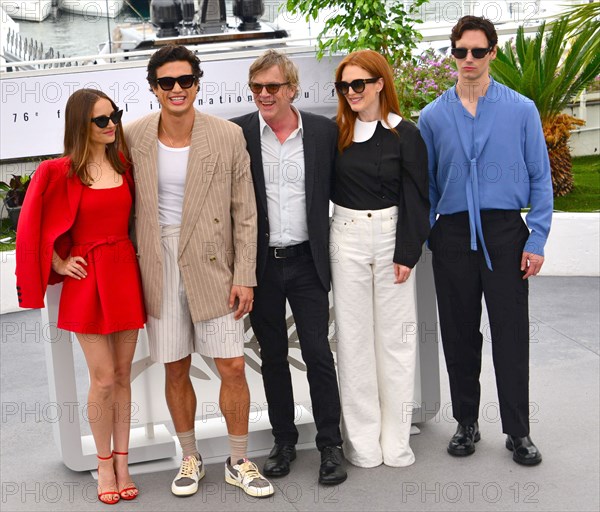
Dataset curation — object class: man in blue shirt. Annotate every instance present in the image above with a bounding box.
[419,16,553,466]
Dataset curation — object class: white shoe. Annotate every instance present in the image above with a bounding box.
[225,457,274,497]
[171,455,205,496]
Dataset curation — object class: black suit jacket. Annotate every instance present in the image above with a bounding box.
[231,110,336,291]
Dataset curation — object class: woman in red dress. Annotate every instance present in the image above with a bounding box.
[16,89,146,505]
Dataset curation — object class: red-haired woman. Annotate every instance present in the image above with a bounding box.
[330,50,430,468]
[16,89,145,504]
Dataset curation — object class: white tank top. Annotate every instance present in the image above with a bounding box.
[157,139,189,226]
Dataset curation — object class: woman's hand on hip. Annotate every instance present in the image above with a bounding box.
[52,252,88,280]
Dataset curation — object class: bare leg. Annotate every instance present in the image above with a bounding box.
[111,329,139,498]
[214,357,249,437]
[75,332,119,502]
[165,355,197,432]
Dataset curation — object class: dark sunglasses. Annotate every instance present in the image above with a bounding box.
[90,109,123,128]
[334,77,381,96]
[450,47,493,59]
[248,82,290,94]
[155,74,197,91]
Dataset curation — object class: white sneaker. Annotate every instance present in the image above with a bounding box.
[171,455,205,496]
[225,457,274,497]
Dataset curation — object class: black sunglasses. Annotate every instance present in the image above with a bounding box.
[248,82,290,94]
[451,47,493,59]
[155,74,197,91]
[334,77,381,96]
[90,109,123,129]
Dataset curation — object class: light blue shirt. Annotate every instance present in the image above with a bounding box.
[418,77,553,270]
[259,106,308,247]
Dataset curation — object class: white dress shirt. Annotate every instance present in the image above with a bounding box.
[259,106,308,247]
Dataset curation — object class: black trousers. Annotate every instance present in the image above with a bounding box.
[250,250,343,450]
[430,210,531,437]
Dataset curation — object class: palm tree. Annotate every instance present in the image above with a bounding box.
[563,1,600,63]
[490,15,600,196]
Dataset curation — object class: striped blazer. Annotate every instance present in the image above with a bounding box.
[124,110,257,322]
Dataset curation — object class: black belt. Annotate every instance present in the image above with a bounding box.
[269,241,311,259]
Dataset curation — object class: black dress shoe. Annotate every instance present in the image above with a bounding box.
[506,435,542,465]
[263,443,296,477]
[447,422,480,456]
[319,446,347,485]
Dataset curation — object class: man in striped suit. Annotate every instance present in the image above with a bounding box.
[125,45,273,498]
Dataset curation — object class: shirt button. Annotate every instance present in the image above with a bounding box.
[367,213,372,218]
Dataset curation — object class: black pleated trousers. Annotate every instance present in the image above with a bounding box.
[430,210,531,437]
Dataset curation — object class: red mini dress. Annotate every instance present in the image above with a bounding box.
[57,178,146,335]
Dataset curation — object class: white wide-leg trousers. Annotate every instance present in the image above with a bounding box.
[330,204,418,467]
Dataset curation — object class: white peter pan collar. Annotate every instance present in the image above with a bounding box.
[353,112,403,142]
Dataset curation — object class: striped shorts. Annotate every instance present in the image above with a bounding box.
[146,225,247,363]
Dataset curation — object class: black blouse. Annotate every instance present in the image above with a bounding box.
[332,120,430,268]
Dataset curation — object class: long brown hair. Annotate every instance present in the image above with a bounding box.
[335,50,402,152]
[63,88,129,184]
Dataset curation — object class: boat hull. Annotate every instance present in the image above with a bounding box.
[58,0,124,18]
[0,0,53,22]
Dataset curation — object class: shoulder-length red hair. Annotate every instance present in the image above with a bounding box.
[63,88,129,184]
[335,50,402,152]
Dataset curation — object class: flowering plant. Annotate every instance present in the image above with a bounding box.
[396,48,457,117]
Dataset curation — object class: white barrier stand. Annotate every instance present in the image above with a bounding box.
[38,251,440,472]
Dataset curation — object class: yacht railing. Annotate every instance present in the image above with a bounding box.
[1,35,324,73]
[2,28,80,69]
[1,9,562,74]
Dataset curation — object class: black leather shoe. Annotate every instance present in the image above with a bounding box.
[263,443,296,477]
[506,435,542,465]
[319,446,347,485]
[447,422,480,456]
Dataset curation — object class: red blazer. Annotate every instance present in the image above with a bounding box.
[15,156,134,309]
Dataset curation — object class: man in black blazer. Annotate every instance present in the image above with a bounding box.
[231,50,346,485]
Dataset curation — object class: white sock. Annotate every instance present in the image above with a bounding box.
[229,434,248,463]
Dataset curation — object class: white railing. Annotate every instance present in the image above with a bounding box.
[1,12,560,74]
[2,28,77,69]
[1,35,325,72]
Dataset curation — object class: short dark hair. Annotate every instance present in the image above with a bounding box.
[450,16,498,48]
[146,45,204,88]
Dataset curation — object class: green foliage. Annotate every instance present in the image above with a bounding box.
[0,174,31,207]
[285,0,429,65]
[562,1,600,66]
[396,48,457,115]
[553,156,600,212]
[0,217,16,251]
[490,17,600,122]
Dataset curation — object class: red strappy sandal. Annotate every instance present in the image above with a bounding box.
[113,451,139,500]
[97,454,120,505]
